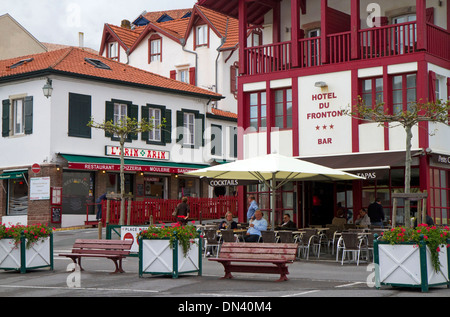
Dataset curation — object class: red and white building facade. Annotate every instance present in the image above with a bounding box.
[199,0,450,227]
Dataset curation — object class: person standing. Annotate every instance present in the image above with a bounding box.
[246,195,259,222]
[175,197,190,226]
[368,198,385,227]
[96,193,107,221]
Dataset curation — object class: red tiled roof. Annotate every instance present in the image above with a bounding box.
[0,47,222,99]
[106,24,143,48]
[143,9,192,22]
[210,108,238,119]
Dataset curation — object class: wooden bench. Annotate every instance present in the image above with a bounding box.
[59,239,133,274]
[209,242,297,282]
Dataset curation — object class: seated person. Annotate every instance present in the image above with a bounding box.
[219,212,238,230]
[275,214,297,230]
[244,210,267,243]
[355,208,371,227]
[332,209,347,229]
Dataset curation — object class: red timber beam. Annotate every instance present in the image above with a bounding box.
[350,0,360,60]
[239,0,248,75]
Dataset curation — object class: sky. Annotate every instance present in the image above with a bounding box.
[1,0,198,51]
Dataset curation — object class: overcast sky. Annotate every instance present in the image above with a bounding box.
[1,0,198,51]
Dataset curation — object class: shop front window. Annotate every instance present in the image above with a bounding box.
[178,177,200,198]
[430,168,449,225]
[62,172,95,215]
[7,175,28,216]
[144,176,168,199]
[106,173,134,196]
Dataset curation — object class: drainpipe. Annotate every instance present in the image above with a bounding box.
[215,18,229,97]
[181,39,198,86]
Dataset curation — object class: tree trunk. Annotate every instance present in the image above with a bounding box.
[119,137,126,226]
[404,124,412,228]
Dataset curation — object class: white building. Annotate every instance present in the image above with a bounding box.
[0,47,225,227]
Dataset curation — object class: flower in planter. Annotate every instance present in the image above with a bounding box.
[138,223,200,257]
[380,224,449,273]
[0,223,53,249]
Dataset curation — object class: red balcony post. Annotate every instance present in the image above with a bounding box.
[321,0,329,64]
[291,0,301,68]
[351,0,360,60]
[416,0,427,51]
[239,0,248,75]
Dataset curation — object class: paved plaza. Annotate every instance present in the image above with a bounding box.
[0,228,448,300]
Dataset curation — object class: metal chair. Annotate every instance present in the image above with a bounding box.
[277,231,295,243]
[297,228,320,260]
[340,232,363,265]
[220,230,239,243]
[260,231,278,243]
[203,229,221,258]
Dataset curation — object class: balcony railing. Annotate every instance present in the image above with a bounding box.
[427,23,450,61]
[244,22,449,76]
[359,21,417,60]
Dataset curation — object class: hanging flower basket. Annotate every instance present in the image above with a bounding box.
[374,225,450,292]
[0,224,54,273]
[137,224,202,278]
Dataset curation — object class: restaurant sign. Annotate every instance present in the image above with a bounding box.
[105,146,170,161]
[67,162,194,175]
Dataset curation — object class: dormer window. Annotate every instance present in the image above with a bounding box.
[108,42,118,60]
[195,25,208,47]
[84,58,111,70]
[10,58,34,69]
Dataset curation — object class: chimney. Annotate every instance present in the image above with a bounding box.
[78,32,84,49]
[121,20,131,29]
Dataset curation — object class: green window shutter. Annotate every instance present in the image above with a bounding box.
[128,104,139,141]
[141,105,149,142]
[24,96,33,135]
[105,101,114,138]
[211,124,222,156]
[230,127,238,158]
[163,109,172,144]
[69,93,91,138]
[195,113,205,149]
[176,110,183,144]
[2,99,10,137]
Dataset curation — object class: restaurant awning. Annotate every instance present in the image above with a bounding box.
[299,150,422,172]
[59,154,209,175]
[0,170,28,180]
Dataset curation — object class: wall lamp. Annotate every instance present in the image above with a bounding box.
[315,81,328,88]
[42,78,53,98]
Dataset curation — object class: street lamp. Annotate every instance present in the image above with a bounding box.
[42,78,53,98]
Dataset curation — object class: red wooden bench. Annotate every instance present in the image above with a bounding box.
[209,242,297,282]
[59,239,133,274]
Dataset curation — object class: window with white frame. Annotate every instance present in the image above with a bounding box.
[183,112,195,145]
[148,108,161,142]
[108,42,118,60]
[150,38,161,62]
[196,25,208,47]
[13,99,25,135]
[114,103,127,137]
[179,69,189,84]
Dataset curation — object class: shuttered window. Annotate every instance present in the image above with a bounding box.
[2,96,33,137]
[141,104,172,145]
[105,99,138,142]
[176,109,205,149]
[68,93,92,138]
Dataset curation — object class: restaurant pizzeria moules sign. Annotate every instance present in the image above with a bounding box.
[67,146,194,174]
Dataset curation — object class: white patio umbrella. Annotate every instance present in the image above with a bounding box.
[186,153,363,227]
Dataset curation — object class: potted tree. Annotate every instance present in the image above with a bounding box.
[138,223,202,278]
[0,223,54,273]
[374,225,450,292]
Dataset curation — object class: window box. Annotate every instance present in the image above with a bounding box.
[374,239,450,293]
[138,237,202,279]
[0,234,53,274]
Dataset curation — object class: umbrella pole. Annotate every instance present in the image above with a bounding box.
[272,173,276,229]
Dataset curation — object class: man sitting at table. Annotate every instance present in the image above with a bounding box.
[244,210,267,243]
[275,214,297,230]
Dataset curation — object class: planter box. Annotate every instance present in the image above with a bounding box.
[374,240,450,292]
[138,237,202,279]
[0,234,54,274]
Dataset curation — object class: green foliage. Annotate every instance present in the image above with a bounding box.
[380,224,450,272]
[138,223,200,257]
